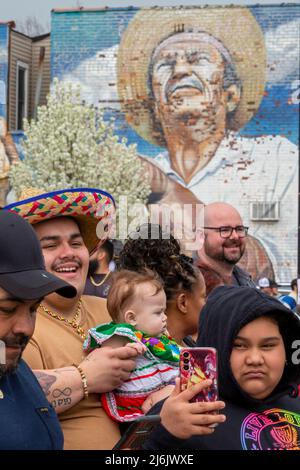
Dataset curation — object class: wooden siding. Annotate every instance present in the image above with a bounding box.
[31,35,51,117]
[8,30,32,130]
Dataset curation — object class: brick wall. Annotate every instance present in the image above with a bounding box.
[50,5,300,283]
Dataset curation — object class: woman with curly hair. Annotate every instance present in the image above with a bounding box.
[118,223,206,346]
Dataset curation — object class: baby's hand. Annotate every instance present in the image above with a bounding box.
[142,385,175,413]
[125,342,147,355]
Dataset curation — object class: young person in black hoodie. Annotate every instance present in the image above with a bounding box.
[144,285,300,450]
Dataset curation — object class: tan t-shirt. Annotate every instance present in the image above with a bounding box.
[23,295,120,450]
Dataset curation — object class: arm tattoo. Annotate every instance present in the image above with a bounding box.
[34,371,57,396]
[51,387,72,409]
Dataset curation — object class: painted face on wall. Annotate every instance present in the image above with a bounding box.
[151,38,233,141]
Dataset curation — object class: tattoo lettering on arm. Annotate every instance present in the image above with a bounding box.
[52,387,72,409]
[34,371,57,396]
[34,367,83,413]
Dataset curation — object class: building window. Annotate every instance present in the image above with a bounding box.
[16,61,29,130]
[250,201,280,221]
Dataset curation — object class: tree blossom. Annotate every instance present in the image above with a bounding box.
[9,79,150,215]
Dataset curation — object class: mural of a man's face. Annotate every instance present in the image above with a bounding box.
[151,38,239,142]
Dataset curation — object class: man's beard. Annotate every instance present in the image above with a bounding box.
[223,247,244,264]
[0,334,29,380]
[0,359,20,380]
[205,239,245,265]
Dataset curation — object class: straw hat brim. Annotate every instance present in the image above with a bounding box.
[4,188,115,253]
[117,7,266,147]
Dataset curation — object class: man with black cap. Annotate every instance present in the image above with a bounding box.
[5,187,142,450]
[0,210,76,449]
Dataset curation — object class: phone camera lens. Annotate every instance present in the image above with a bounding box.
[183,359,189,364]
[183,365,189,370]
[183,352,189,358]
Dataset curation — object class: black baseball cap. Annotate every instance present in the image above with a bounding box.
[0,210,77,300]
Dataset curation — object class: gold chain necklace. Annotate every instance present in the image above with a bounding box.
[39,299,86,340]
[89,271,111,287]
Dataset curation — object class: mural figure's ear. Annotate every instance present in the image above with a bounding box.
[225,84,241,113]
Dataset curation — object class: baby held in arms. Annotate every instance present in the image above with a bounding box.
[84,269,180,422]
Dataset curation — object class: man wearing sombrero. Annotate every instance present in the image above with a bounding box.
[118,7,297,284]
[4,188,143,450]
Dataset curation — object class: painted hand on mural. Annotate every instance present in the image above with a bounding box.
[139,155,204,253]
[238,236,274,282]
[139,156,202,206]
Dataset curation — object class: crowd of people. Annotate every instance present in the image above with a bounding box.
[0,186,299,451]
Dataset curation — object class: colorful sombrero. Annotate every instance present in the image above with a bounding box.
[117,7,266,146]
[4,188,116,253]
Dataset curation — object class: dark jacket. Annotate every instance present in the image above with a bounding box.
[0,360,63,450]
[145,286,300,450]
[232,265,256,288]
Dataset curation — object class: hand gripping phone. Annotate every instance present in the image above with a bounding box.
[179,347,218,403]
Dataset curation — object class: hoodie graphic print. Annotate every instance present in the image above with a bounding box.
[241,408,300,450]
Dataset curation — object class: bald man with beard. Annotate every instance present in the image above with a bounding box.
[195,202,256,295]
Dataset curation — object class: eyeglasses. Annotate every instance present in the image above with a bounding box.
[203,226,249,239]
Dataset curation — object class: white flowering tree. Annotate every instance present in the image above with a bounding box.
[9,79,150,214]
